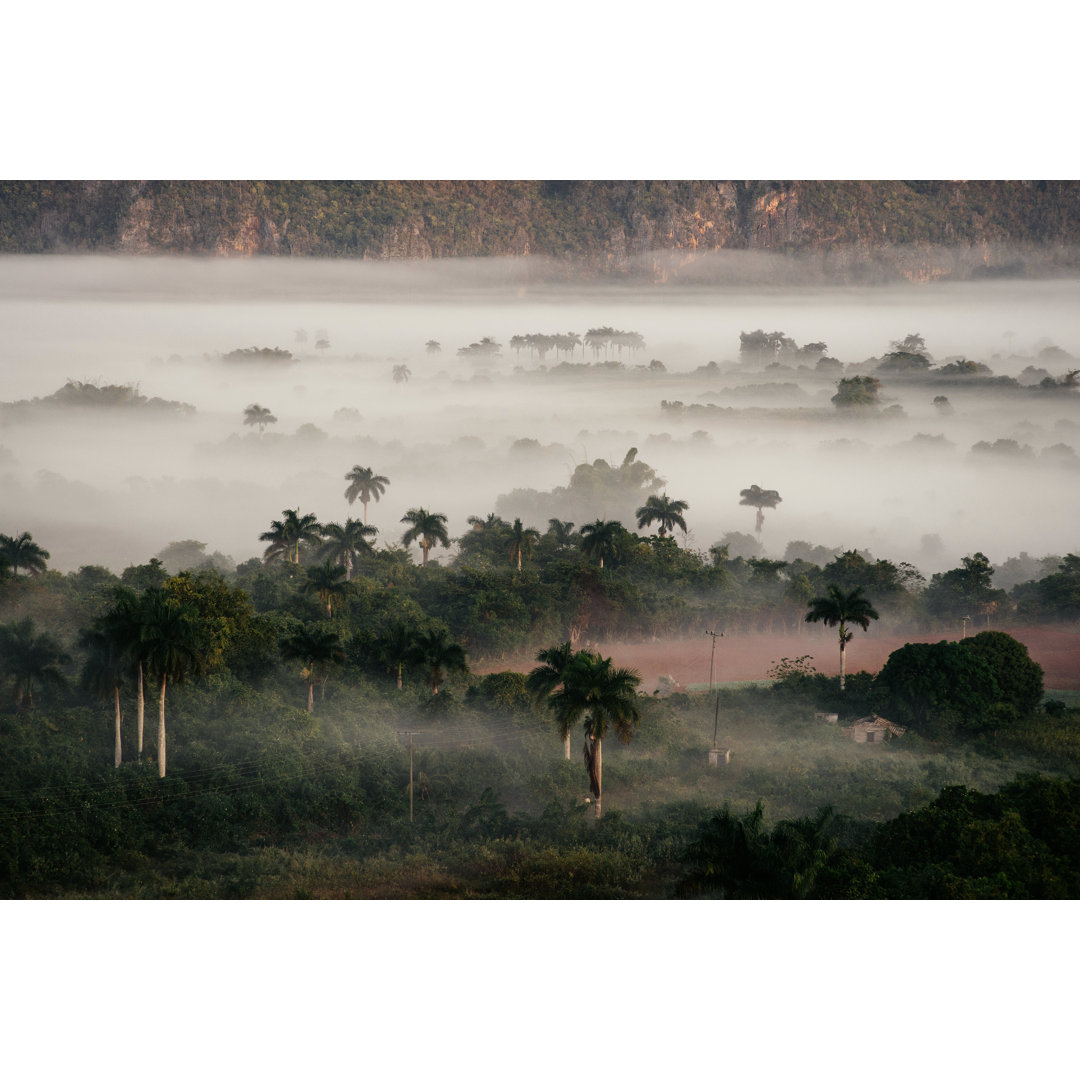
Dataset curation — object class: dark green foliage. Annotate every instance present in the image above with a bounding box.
[831,375,881,407]
[871,632,1043,736]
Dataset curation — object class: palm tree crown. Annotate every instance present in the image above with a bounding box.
[303,560,350,618]
[319,518,377,580]
[636,494,689,538]
[0,617,69,708]
[406,625,468,694]
[739,485,783,537]
[344,466,390,524]
[401,508,450,565]
[0,532,50,577]
[260,508,322,565]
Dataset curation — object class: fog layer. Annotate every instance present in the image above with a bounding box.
[1,255,1077,574]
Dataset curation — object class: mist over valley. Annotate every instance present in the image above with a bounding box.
[2,254,1077,578]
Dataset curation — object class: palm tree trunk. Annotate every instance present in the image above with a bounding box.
[137,662,145,755]
[563,731,570,760]
[585,735,602,818]
[307,681,314,713]
[839,633,847,692]
[114,686,122,768]
[158,674,167,778]
[396,663,403,691]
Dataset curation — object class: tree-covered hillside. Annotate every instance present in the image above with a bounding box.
[3,181,1080,280]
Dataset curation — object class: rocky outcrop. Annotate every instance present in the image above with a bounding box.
[3,180,1079,281]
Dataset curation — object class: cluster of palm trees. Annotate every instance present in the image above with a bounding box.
[79,587,205,775]
[527,642,642,818]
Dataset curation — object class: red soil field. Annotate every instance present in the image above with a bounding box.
[476,626,1080,692]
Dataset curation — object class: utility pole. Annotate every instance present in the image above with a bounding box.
[961,614,971,639]
[396,730,423,822]
[705,629,723,751]
[705,628,723,694]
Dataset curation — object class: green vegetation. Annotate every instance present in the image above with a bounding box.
[1,497,1079,898]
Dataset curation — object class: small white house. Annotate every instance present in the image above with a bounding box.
[849,715,906,744]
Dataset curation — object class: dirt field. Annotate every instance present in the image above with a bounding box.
[476,626,1080,692]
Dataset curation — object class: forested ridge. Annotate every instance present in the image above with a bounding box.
[3,180,1080,280]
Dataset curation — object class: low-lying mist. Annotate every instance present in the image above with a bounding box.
[1,254,1077,576]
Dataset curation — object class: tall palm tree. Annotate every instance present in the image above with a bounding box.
[406,625,468,695]
[303,560,350,618]
[260,508,322,565]
[392,364,411,384]
[280,622,345,712]
[0,532,50,577]
[242,403,277,433]
[401,508,450,566]
[635,493,690,539]
[344,466,390,524]
[804,585,879,691]
[550,649,641,819]
[79,623,127,767]
[374,623,419,690]
[506,518,540,572]
[580,519,623,570]
[0,618,69,709]
[319,518,377,580]
[526,641,575,759]
[739,485,783,538]
[140,591,206,778]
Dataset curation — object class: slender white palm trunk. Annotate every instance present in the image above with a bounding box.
[562,731,570,760]
[137,662,145,755]
[114,686,122,768]
[158,674,167,778]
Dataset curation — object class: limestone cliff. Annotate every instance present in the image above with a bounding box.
[2,180,1078,282]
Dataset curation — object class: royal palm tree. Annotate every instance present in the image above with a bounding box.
[280,622,345,712]
[0,618,69,709]
[636,493,690,539]
[260,508,322,565]
[242,403,277,433]
[549,649,641,819]
[580,519,623,570]
[804,585,879,691]
[303,560,350,618]
[401,508,450,566]
[0,532,50,577]
[506,518,540,572]
[319,518,377,580]
[374,623,418,690]
[140,591,206,778]
[406,625,468,695]
[526,641,575,759]
[739,485,783,538]
[79,623,127,767]
[392,364,411,384]
[344,466,390,524]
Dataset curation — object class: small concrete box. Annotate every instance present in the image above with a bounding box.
[708,748,731,767]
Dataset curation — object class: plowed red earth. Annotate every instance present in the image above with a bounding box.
[475,626,1080,691]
